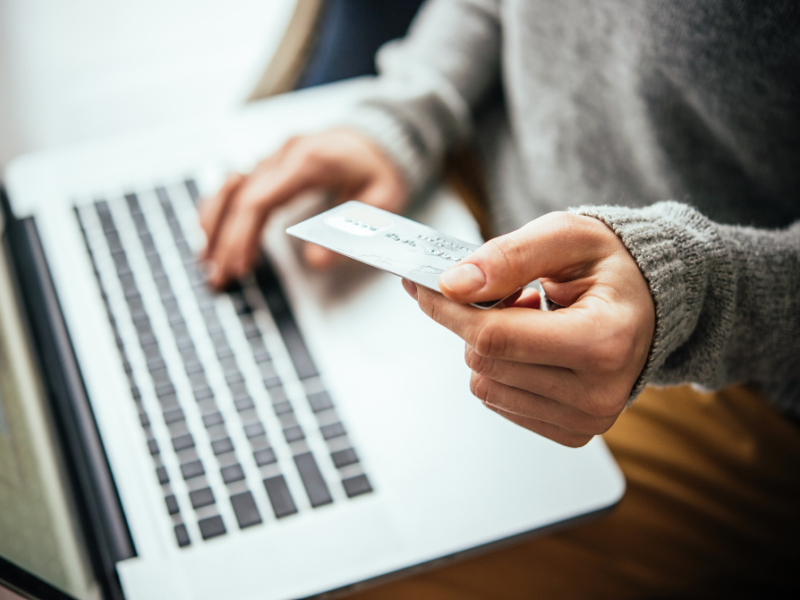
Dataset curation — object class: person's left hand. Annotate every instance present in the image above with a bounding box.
[401,212,655,447]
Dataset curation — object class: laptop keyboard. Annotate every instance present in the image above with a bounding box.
[74,179,372,548]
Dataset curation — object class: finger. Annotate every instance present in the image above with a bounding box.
[438,212,618,304]
[508,287,540,309]
[199,172,244,258]
[207,155,326,287]
[469,372,615,436]
[482,402,593,448]
[208,197,265,287]
[500,289,523,308]
[401,278,418,300]
[415,286,598,369]
[464,344,583,403]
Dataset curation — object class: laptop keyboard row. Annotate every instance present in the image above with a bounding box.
[74,179,371,548]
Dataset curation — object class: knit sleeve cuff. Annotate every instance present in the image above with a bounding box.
[339,105,434,196]
[569,202,723,401]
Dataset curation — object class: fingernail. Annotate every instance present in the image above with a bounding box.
[401,278,418,300]
[439,263,485,294]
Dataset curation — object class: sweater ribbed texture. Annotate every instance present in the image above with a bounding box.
[337,0,800,415]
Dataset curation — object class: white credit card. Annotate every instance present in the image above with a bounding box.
[286,201,509,309]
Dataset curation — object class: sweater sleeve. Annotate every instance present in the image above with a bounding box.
[572,202,800,413]
[341,0,502,194]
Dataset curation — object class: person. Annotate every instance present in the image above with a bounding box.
[200,1,800,597]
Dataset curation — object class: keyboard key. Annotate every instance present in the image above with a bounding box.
[263,376,282,389]
[185,179,200,202]
[308,391,333,413]
[147,357,166,372]
[174,523,190,547]
[172,433,195,452]
[281,329,317,379]
[283,426,305,443]
[320,422,346,440]
[130,306,148,323]
[203,412,224,428]
[189,372,208,389]
[189,487,215,509]
[139,412,150,427]
[221,463,245,484]
[211,437,234,456]
[234,397,255,412]
[294,452,333,508]
[139,232,155,248]
[150,369,174,386]
[254,448,277,466]
[194,386,214,401]
[156,466,170,485]
[209,331,228,348]
[258,361,277,378]
[263,475,298,519]
[225,371,244,386]
[148,438,160,455]
[268,387,287,402]
[125,193,142,213]
[331,448,359,469]
[185,361,204,376]
[216,346,234,360]
[164,299,182,317]
[155,186,171,205]
[163,407,185,424]
[244,423,265,439]
[158,394,180,410]
[218,356,238,372]
[180,460,205,480]
[342,474,373,498]
[155,382,176,398]
[273,401,293,416]
[229,383,249,400]
[165,494,180,515]
[198,515,226,540]
[230,491,262,529]
[253,348,271,363]
[141,340,160,358]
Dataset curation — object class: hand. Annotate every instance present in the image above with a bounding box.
[402,212,655,447]
[199,128,407,288]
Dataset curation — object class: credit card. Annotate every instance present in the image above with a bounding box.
[286,201,512,309]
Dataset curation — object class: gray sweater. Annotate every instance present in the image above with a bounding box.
[343,0,800,415]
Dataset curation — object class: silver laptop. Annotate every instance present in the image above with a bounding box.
[1,80,624,600]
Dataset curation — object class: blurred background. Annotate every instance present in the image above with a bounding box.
[0,0,424,172]
[0,0,297,169]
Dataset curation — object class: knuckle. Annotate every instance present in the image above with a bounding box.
[580,387,627,419]
[465,346,495,376]
[581,317,636,374]
[469,373,490,402]
[482,237,522,279]
[473,319,507,358]
[417,290,438,319]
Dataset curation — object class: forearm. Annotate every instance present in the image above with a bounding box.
[574,202,800,410]
[343,0,501,193]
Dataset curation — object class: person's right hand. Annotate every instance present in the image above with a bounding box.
[199,128,408,289]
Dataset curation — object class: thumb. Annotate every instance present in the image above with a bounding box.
[438,212,613,304]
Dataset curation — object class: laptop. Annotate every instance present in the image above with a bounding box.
[0,79,624,600]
